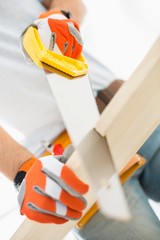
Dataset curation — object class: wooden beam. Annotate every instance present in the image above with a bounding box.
[96,36,160,172]
[11,37,160,240]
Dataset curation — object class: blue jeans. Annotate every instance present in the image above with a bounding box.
[73,125,160,240]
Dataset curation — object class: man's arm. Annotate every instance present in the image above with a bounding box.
[0,128,89,224]
[42,0,87,25]
[0,127,33,180]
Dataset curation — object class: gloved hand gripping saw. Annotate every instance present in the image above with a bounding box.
[21,9,88,77]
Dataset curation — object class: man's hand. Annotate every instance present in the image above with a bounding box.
[34,9,83,59]
[15,155,89,224]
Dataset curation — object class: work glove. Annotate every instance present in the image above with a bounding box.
[33,9,83,59]
[14,146,89,224]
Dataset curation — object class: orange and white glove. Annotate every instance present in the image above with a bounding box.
[34,9,83,59]
[14,153,89,224]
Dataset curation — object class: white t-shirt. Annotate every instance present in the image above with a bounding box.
[0,0,115,156]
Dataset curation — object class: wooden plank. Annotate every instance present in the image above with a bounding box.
[11,37,160,240]
[96,37,160,172]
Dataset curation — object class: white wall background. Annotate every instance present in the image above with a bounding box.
[1,1,160,239]
[82,0,160,79]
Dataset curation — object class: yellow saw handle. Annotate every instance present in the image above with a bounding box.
[21,26,88,77]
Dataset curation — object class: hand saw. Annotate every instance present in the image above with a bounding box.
[21,25,130,220]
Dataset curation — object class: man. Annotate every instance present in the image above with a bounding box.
[0,0,160,239]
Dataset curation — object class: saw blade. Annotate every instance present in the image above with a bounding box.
[44,65,130,220]
[45,66,99,146]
